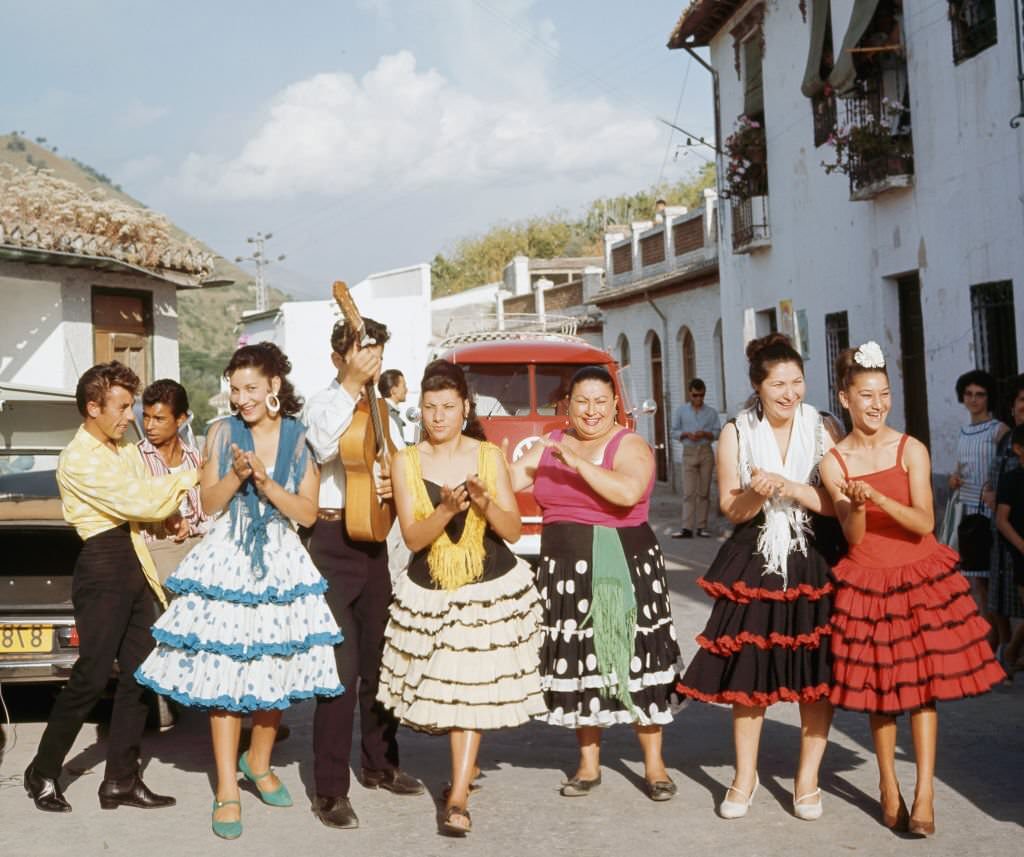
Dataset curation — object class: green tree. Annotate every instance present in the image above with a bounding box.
[431,164,716,297]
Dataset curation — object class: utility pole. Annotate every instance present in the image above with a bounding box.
[235,231,285,313]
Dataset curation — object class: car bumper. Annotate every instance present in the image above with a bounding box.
[0,616,79,684]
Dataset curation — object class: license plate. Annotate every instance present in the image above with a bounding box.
[0,625,54,654]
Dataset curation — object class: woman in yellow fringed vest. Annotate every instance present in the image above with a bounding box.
[376,359,545,837]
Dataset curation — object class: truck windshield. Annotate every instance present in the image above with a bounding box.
[463,365,530,417]
[534,364,578,416]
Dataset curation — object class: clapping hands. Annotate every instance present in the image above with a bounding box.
[749,467,786,499]
[440,482,470,516]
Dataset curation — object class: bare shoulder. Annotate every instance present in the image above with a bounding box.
[903,435,931,467]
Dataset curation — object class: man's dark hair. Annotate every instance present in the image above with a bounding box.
[142,378,190,417]
[378,369,404,398]
[1012,423,1024,449]
[330,317,391,357]
[75,361,140,417]
[688,377,706,393]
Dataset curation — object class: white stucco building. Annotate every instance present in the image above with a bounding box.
[594,191,722,488]
[238,263,432,418]
[668,0,1024,473]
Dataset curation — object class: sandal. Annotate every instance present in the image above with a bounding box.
[439,804,472,837]
[442,781,483,801]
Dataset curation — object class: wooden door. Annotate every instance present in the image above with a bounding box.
[92,291,151,384]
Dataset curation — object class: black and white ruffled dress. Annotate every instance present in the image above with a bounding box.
[377,479,546,732]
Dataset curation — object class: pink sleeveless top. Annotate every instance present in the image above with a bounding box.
[533,428,654,527]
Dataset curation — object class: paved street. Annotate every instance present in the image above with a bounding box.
[2,485,1022,856]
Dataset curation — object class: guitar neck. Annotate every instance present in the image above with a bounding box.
[364,382,388,457]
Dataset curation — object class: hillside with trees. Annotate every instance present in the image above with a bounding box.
[431,162,715,296]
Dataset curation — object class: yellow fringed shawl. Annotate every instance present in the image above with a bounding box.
[401,441,500,591]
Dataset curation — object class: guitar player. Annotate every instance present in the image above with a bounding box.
[304,317,424,830]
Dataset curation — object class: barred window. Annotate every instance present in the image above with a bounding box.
[825,311,850,420]
[949,0,998,64]
[971,281,1018,412]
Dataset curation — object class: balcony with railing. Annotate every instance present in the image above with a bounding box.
[603,190,719,292]
[839,74,914,200]
[723,117,771,253]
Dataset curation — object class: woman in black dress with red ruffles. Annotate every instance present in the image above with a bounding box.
[677,334,835,821]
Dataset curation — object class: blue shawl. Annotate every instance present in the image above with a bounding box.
[215,414,311,579]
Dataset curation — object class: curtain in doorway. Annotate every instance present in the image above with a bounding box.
[827,0,883,96]
[801,0,832,97]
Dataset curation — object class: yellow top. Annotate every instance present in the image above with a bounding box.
[56,426,199,607]
[400,441,499,591]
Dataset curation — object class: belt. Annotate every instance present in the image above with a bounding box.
[317,507,344,522]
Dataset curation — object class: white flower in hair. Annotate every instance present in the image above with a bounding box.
[853,341,885,369]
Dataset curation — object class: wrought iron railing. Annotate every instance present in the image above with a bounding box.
[840,74,914,196]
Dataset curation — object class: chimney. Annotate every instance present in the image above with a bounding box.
[534,277,553,328]
[582,266,604,303]
[504,255,531,296]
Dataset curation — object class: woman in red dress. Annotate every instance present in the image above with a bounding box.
[820,342,1005,838]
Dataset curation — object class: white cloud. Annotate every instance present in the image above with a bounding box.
[178,50,658,201]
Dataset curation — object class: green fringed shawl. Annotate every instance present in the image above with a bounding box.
[581,525,637,715]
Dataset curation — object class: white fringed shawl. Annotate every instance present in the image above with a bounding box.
[736,403,824,589]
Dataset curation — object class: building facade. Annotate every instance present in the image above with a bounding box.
[669,0,1024,473]
[595,191,722,488]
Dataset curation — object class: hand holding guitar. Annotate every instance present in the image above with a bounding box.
[339,347,381,400]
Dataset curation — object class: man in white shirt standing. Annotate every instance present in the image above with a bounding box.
[670,377,721,538]
[378,369,408,446]
[304,318,423,831]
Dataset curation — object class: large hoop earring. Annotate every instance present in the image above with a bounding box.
[266,393,281,416]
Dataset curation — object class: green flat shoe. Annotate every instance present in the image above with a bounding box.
[238,751,293,807]
[212,799,242,840]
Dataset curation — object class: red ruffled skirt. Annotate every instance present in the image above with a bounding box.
[830,543,1005,714]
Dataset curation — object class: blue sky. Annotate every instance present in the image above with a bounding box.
[2,1,713,298]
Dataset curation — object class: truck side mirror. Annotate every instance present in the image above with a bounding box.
[405,406,421,423]
[630,399,657,416]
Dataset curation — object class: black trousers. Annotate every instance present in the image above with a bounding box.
[32,526,157,781]
[309,518,399,798]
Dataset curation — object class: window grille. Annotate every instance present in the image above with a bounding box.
[825,311,850,420]
[971,281,1018,413]
[949,0,998,64]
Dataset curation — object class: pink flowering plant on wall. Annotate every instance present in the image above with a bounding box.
[821,96,910,177]
[722,114,767,199]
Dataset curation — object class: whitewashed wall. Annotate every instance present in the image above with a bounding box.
[0,260,181,391]
[707,0,1024,474]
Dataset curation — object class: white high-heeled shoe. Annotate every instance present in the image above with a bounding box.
[718,774,759,819]
[793,788,823,821]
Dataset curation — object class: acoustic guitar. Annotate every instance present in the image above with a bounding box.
[332,280,396,542]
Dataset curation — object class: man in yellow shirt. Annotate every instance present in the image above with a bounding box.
[24,362,198,813]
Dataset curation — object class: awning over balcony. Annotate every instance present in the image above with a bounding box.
[801,0,832,98]
[828,0,883,96]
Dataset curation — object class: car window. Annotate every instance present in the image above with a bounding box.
[534,365,578,416]
[463,365,530,417]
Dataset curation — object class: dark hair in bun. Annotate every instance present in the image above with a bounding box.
[421,359,487,441]
[834,346,888,395]
[569,365,615,397]
[746,333,803,387]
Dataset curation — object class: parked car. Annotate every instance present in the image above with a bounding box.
[435,330,652,560]
[0,383,139,684]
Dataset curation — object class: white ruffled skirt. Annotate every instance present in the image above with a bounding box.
[377,557,546,732]
[135,512,343,712]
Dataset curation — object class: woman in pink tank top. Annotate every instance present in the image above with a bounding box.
[820,343,1004,837]
[508,365,684,802]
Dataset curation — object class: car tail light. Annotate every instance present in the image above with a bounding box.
[58,626,80,648]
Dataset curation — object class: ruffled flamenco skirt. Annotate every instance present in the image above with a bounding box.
[377,557,546,733]
[830,542,1005,714]
[535,522,685,728]
[135,514,344,712]
[677,520,834,707]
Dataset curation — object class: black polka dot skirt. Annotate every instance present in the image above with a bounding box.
[535,521,685,727]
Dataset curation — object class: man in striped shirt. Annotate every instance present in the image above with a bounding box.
[137,379,209,584]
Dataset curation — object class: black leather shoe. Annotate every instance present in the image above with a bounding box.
[645,778,678,802]
[24,764,72,813]
[97,774,176,809]
[361,767,425,795]
[312,795,359,829]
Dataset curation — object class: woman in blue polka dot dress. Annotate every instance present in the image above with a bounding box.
[136,344,342,838]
